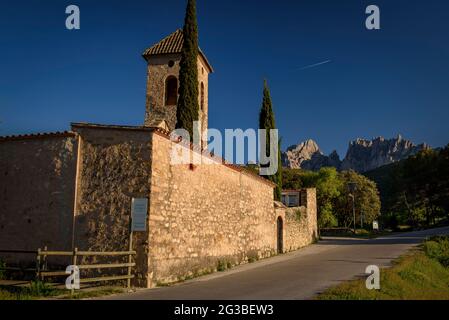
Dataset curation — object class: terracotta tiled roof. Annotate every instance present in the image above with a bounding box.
[142,29,213,72]
[143,29,184,56]
[0,131,75,142]
[71,122,155,132]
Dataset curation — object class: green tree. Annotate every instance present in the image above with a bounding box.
[435,145,449,218]
[276,138,283,200]
[259,80,282,200]
[176,0,200,140]
[403,149,441,225]
[365,145,449,229]
[335,170,381,228]
[282,168,303,190]
[319,202,338,228]
[282,167,342,228]
[281,167,381,229]
[315,168,342,228]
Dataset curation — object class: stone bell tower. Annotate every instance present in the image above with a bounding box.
[142,29,213,144]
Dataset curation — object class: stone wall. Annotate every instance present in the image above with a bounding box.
[0,134,77,263]
[147,132,277,286]
[283,189,318,252]
[71,124,153,286]
[0,124,318,287]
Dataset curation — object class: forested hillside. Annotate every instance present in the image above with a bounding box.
[365,145,449,228]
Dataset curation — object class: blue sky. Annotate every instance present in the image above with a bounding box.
[0,0,448,157]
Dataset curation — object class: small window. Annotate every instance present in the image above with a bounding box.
[281,195,287,205]
[168,60,175,68]
[288,195,299,207]
[165,76,178,106]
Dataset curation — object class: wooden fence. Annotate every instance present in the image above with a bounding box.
[37,248,136,288]
[0,248,136,288]
[0,249,38,276]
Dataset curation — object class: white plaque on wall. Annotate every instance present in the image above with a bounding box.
[131,198,148,232]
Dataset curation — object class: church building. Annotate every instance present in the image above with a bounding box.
[0,28,317,287]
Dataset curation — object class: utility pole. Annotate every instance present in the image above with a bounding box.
[350,194,356,233]
[348,182,357,234]
[361,211,364,229]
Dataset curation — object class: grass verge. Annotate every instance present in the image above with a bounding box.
[0,281,125,300]
[318,235,449,300]
[0,281,65,300]
[59,287,125,299]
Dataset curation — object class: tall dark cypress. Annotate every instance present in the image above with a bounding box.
[176,0,200,140]
[259,80,282,200]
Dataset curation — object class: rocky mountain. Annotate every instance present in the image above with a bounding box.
[281,139,341,171]
[282,135,429,173]
[340,135,429,172]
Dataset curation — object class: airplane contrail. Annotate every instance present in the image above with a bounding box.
[298,59,332,70]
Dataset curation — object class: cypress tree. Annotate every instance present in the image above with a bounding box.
[259,80,282,200]
[176,0,200,141]
[276,138,283,200]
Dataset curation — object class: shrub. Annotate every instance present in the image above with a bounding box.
[28,281,57,297]
[423,236,449,267]
[217,259,227,272]
[439,256,449,268]
[356,229,370,236]
[424,241,442,259]
[248,256,257,263]
[247,250,259,263]
[294,209,302,221]
[381,212,399,230]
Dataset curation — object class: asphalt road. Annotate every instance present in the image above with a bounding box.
[105,226,449,300]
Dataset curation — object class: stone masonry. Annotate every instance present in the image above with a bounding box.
[71,124,153,285]
[143,29,211,146]
[0,124,318,287]
[147,130,278,286]
[0,29,318,288]
[281,189,318,252]
[0,133,77,264]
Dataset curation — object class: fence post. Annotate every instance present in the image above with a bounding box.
[43,246,48,272]
[36,248,41,281]
[127,216,133,289]
[71,247,78,295]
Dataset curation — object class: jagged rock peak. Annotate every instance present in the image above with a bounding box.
[282,139,339,170]
[329,150,341,161]
[286,139,321,153]
[341,134,428,172]
[282,134,428,173]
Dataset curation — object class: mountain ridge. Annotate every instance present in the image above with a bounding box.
[282,135,429,173]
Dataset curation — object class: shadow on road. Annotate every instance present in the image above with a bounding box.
[319,226,449,246]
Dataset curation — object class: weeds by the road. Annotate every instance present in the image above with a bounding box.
[0,281,65,300]
[423,236,449,267]
[0,281,125,300]
[59,287,125,299]
[318,235,449,300]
